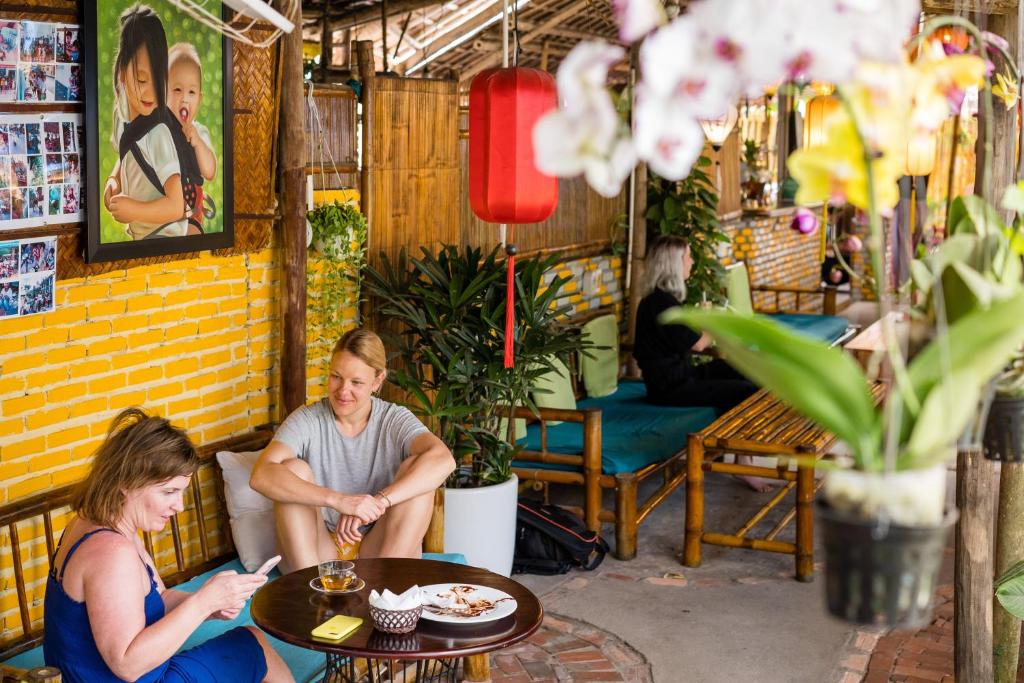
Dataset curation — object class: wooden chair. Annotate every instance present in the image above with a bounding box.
[512,312,717,559]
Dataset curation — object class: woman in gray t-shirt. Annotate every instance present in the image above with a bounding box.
[251,329,455,573]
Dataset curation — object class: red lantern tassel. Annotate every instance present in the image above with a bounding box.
[504,227,515,369]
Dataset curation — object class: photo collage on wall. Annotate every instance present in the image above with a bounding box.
[0,20,80,103]
[0,113,83,230]
[0,235,55,318]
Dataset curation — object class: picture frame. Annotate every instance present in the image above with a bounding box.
[84,1,233,263]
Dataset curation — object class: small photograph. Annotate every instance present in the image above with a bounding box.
[0,240,17,278]
[25,123,39,155]
[0,126,7,156]
[7,124,25,155]
[20,21,54,63]
[10,187,25,219]
[75,121,82,151]
[62,153,79,184]
[61,122,74,152]
[0,22,17,63]
[11,157,27,187]
[61,184,78,214]
[18,64,54,102]
[27,155,42,186]
[55,27,79,64]
[0,280,18,318]
[54,64,79,102]
[43,122,60,152]
[0,66,16,102]
[47,184,59,215]
[0,157,10,190]
[27,186,43,218]
[0,189,9,221]
[45,153,62,184]
[19,237,54,274]
[19,272,53,316]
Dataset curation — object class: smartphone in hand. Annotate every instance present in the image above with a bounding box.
[254,555,282,577]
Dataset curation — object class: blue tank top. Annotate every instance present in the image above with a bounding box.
[43,528,172,682]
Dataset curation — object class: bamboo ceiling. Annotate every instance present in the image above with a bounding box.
[302,0,652,85]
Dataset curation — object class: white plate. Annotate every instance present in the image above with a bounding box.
[418,583,518,624]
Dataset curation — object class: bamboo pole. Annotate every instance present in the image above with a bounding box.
[277,0,307,416]
[994,463,1024,682]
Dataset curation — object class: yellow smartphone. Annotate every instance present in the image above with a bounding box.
[311,614,363,642]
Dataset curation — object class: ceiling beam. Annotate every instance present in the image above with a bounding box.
[391,0,502,71]
[315,0,447,31]
[923,0,1016,12]
[458,0,590,83]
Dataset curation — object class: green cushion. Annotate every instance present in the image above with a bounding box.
[724,262,754,315]
[531,356,577,424]
[515,380,716,475]
[580,314,619,398]
[498,415,528,441]
[770,313,850,344]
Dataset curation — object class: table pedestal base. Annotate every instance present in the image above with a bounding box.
[324,654,460,682]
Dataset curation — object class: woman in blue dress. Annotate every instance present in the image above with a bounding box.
[43,408,293,682]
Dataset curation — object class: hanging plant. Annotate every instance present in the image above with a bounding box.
[307,201,367,381]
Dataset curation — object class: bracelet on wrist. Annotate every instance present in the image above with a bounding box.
[377,491,393,508]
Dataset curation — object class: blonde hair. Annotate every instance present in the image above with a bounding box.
[641,235,689,303]
[72,408,199,528]
[332,328,387,376]
[168,42,202,83]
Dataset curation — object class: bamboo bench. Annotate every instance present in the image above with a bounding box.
[0,428,481,682]
[683,383,886,581]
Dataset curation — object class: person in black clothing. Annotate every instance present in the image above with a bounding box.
[633,235,770,491]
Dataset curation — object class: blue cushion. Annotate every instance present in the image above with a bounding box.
[515,380,716,475]
[5,554,467,677]
[770,313,849,344]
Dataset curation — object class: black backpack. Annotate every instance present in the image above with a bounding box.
[512,501,610,575]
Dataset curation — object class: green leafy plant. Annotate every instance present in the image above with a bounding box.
[307,201,368,379]
[996,560,1024,619]
[646,159,731,305]
[362,245,584,488]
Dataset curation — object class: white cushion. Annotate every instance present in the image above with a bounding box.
[215,450,276,571]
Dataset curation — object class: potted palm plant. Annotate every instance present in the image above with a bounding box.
[363,245,582,575]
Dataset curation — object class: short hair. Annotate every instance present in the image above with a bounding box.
[168,42,202,84]
[641,235,689,303]
[332,328,386,376]
[72,408,199,528]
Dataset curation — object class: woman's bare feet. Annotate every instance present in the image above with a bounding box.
[732,455,775,492]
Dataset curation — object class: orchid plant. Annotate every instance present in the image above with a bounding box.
[534,0,1024,527]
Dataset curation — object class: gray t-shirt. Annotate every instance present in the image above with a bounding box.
[272,397,429,530]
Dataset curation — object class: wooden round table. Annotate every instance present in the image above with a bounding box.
[250,558,543,682]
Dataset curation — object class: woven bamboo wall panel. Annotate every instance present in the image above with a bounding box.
[310,87,357,191]
[707,129,742,217]
[1,0,77,20]
[56,34,280,279]
[368,78,459,266]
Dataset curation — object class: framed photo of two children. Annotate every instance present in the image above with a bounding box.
[85,1,233,262]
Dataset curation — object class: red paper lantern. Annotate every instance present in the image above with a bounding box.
[469,67,558,224]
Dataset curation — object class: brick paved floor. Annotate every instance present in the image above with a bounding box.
[830,584,1024,682]
[488,612,653,682]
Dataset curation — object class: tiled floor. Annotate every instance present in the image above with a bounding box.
[488,612,653,682]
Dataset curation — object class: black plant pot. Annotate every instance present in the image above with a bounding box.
[819,503,957,628]
[983,395,1024,462]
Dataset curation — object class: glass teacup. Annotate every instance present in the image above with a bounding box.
[318,560,357,591]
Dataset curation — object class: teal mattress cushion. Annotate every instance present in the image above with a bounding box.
[515,380,716,475]
[770,313,849,344]
[5,554,466,678]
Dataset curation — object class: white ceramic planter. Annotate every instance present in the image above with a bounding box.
[443,474,518,576]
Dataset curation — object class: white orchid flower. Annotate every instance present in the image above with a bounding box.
[634,86,706,180]
[687,0,787,95]
[555,41,625,113]
[612,0,666,43]
[640,17,739,118]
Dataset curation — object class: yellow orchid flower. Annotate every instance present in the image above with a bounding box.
[993,70,1019,110]
[788,109,901,211]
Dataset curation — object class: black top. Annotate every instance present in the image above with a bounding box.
[633,288,700,390]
